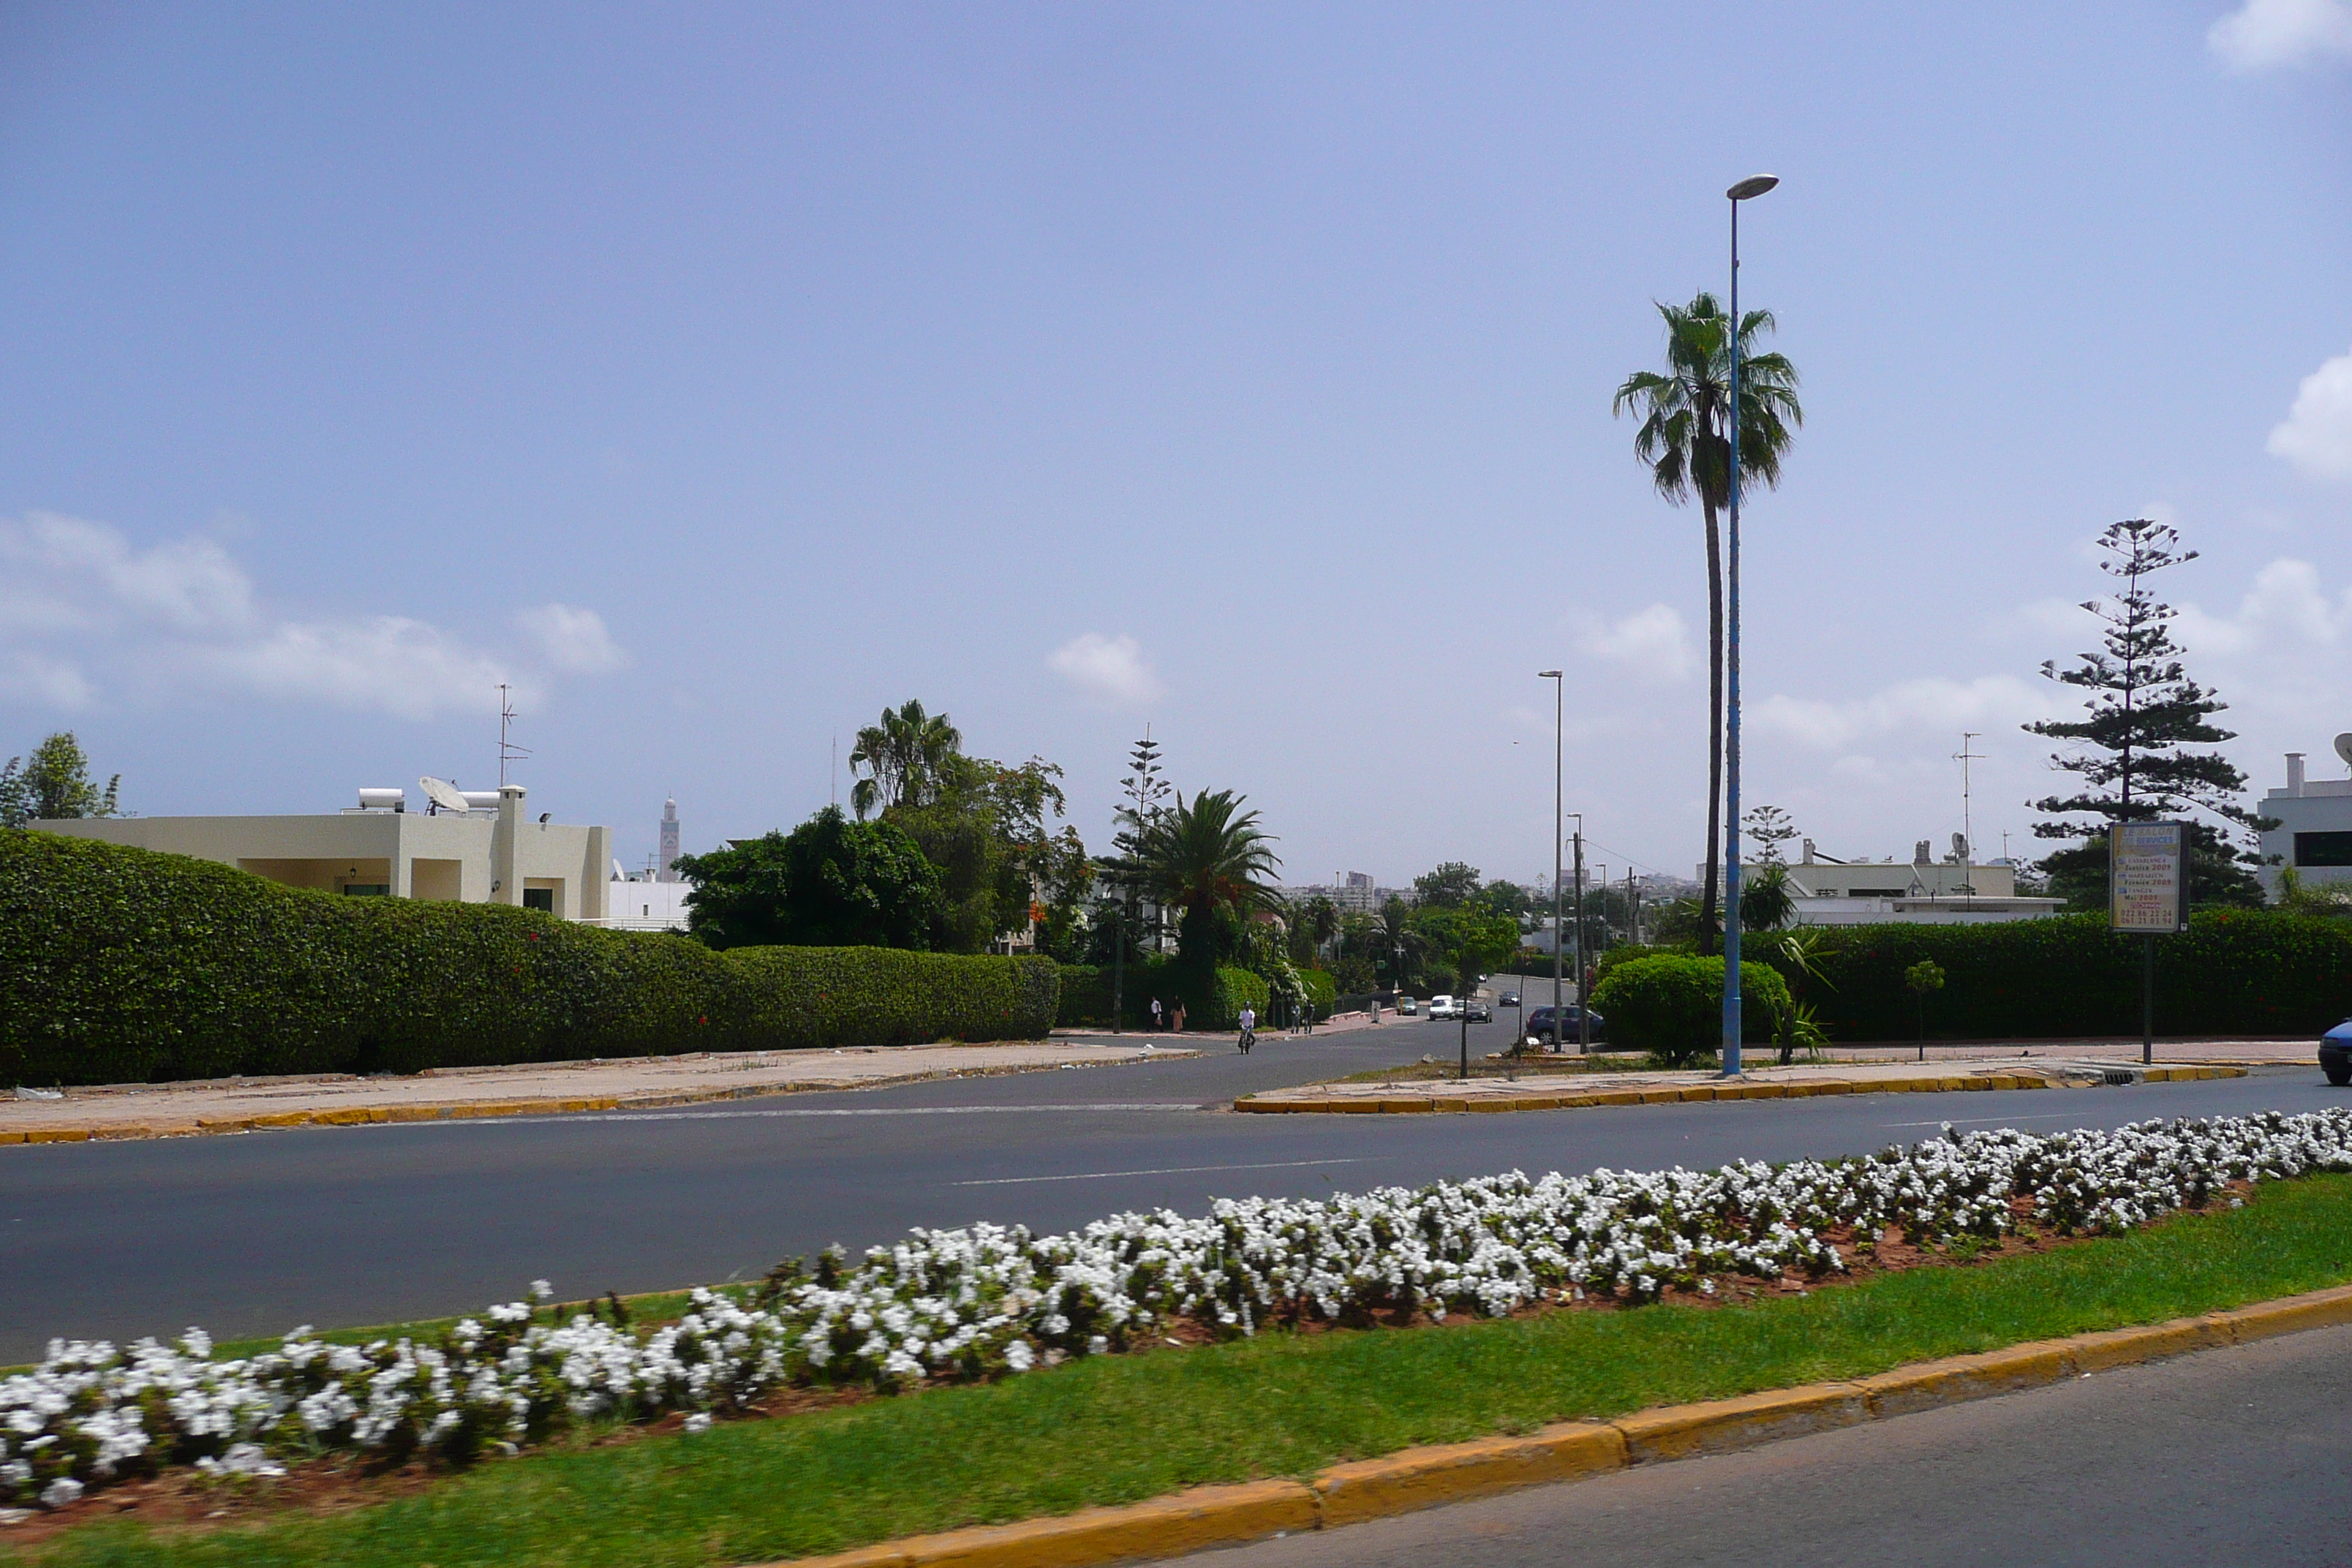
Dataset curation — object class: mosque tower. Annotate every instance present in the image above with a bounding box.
[657,798,681,883]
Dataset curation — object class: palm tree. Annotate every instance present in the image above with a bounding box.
[847,700,962,819]
[1126,789,1281,961]
[1613,292,1801,955]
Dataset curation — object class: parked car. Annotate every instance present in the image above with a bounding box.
[1497,991,1520,1009]
[1394,995,1419,1017]
[2323,1018,2352,1086]
[1463,997,1494,1023]
[1428,995,1459,1020]
[1524,1004,1605,1047]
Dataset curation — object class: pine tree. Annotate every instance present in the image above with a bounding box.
[2024,520,2272,910]
[0,732,121,829]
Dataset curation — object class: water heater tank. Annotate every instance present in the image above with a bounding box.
[357,788,405,812]
[459,790,502,811]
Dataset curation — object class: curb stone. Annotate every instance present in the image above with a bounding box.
[761,1279,2352,1568]
[1232,1064,2245,1116]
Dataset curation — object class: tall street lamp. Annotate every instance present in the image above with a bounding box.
[1721,171,1778,1078]
[1539,670,1564,1049]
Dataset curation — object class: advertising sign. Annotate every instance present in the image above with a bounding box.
[2110,821,2190,934]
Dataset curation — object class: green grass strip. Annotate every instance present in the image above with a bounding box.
[21,1172,2352,1568]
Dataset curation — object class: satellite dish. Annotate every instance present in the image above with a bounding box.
[2336,734,2352,770]
[418,776,470,815]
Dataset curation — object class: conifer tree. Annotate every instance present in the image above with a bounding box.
[2024,519,2272,910]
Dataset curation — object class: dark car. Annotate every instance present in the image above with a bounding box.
[1524,1004,1605,1047]
[1498,991,1521,1009]
[1463,997,1494,1023]
[2323,1019,2352,1086]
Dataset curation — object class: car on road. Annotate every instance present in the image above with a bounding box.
[1524,1003,1605,1047]
[2323,1018,2352,1085]
[1428,995,1458,1020]
[1498,990,1520,1009]
[1394,995,1419,1017]
[1463,997,1494,1022]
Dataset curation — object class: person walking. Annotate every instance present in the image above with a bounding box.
[1149,996,1162,1032]
[1237,1003,1256,1055]
[1172,1000,1187,1033]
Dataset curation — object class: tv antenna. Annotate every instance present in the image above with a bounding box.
[498,683,532,788]
[1954,732,1983,900]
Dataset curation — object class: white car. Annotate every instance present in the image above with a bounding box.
[1428,995,1459,1020]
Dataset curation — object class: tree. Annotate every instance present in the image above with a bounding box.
[889,753,1088,953]
[1123,789,1282,964]
[675,806,941,949]
[1738,862,1796,932]
[1471,878,1534,920]
[1409,905,1522,995]
[847,699,962,819]
[1371,897,1431,990]
[1615,293,1803,954]
[1,732,121,828]
[1744,804,1799,867]
[1411,861,1482,909]
[2024,520,2273,911]
[1289,894,1340,965]
[1100,731,1175,951]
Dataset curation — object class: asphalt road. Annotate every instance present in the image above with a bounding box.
[2,1018,2342,1361]
[1183,1321,2352,1568]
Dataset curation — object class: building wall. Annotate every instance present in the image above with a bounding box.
[2260,782,2352,893]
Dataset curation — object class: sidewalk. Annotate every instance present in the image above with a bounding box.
[1,1038,1198,1145]
[1235,1055,2247,1115]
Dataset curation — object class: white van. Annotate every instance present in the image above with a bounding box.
[1428,995,1459,1020]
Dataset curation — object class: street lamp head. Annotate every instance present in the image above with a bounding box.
[1727,173,1779,202]
[1537,669,1562,679]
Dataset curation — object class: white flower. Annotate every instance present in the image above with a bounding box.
[529,1281,554,1303]
[39,1477,83,1509]
[682,1413,712,1435]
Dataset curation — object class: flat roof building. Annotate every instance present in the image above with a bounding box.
[37,784,611,921]
[2261,747,2352,894]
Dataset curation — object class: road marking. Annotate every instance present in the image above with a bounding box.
[951,1157,1366,1188]
[1880,1112,2108,1128]
[475,1102,1210,1128]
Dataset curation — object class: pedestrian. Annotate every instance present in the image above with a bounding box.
[1237,1003,1256,1055]
[1150,996,1162,1032]
[1172,1000,1187,1033]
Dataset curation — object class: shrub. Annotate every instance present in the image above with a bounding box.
[1297,968,1337,1014]
[1588,954,1790,1066]
[1763,913,2352,1042]
[0,832,1057,1085]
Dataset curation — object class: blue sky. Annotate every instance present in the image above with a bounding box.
[3,1,2347,888]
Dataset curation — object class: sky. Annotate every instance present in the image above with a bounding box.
[2,1,2348,890]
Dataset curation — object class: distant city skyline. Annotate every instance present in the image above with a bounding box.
[1,3,2345,888]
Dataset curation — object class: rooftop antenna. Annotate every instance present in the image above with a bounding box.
[1954,732,1983,901]
[832,734,838,808]
[497,684,532,788]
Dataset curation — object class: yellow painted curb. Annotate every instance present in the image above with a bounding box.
[771,1479,1319,1568]
[761,1281,2352,1568]
[1313,1422,1624,1526]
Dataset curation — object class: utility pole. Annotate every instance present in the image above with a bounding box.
[1955,732,1983,904]
[1572,816,1589,1055]
[1540,671,1564,1052]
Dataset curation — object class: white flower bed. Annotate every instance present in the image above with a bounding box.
[7,1107,2351,1506]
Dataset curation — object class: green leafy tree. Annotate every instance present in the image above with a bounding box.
[1471,878,1534,919]
[1,732,121,828]
[1411,861,1482,909]
[2024,521,2273,911]
[675,806,940,949]
[1122,789,1282,965]
[1371,896,1431,990]
[1409,905,1522,995]
[847,699,962,819]
[1615,293,1802,955]
[1738,862,1796,932]
[889,754,1087,954]
[1744,804,1799,867]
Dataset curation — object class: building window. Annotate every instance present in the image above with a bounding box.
[522,888,556,913]
[2294,832,2352,868]
[341,883,391,897]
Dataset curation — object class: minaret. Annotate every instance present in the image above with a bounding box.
[657,798,681,883]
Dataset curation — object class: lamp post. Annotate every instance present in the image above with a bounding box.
[1570,815,1587,1055]
[1721,171,1778,1079]
[1539,670,1564,1050]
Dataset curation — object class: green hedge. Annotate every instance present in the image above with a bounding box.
[1766,913,2352,1041]
[1298,968,1337,1014]
[1588,954,1790,1066]
[0,832,1059,1085]
[1052,959,1268,1032]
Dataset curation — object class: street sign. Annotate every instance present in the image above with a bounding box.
[2110,821,2190,935]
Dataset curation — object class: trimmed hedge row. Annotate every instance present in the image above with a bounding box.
[1298,968,1337,1014]
[0,832,1059,1085]
[1054,960,1270,1031]
[1776,913,2352,1041]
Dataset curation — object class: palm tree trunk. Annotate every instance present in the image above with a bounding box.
[1698,497,1725,958]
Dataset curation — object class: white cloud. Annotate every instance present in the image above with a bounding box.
[0,513,620,718]
[517,603,630,674]
[1754,675,2050,751]
[2209,0,2352,70]
[1572,603,1697,683]
[2266,347,2352,482]
[1047,631,1164,707]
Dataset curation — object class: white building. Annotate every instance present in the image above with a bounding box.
[38,785,611,921]
[1703,836,2068,926]
[2261,746,2352,894]
[599,870,693,932]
